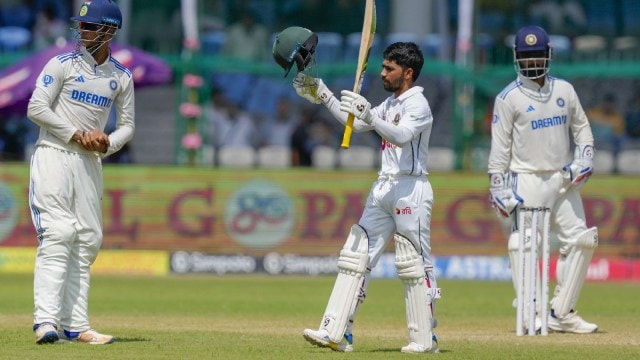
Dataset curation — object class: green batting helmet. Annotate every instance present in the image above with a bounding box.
[272,26,318,77]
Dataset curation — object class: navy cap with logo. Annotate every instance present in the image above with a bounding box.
[70,0,122,29]
[514,25,550,53]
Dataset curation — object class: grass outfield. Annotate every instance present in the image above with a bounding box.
[1,274,639,359]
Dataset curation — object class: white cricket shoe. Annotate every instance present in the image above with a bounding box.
[34,323,59,344]
[58,329,115,344]
[303,328,353,352]
[400,335,439,354]
[548,310,598,334]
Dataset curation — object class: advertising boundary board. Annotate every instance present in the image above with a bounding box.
[1,164,638,258]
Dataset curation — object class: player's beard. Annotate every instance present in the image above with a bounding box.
[383,77,403,93]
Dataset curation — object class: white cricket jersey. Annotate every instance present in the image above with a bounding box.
[326,86,433,176]
[27,46,135,157]
[488,74,593,174]
[371,86,433,176]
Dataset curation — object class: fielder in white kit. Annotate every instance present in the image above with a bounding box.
[488,25,598,334]
[281,38,440,353]
[28,0,134,344]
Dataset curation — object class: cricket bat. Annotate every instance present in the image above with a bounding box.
[341,0,376,149]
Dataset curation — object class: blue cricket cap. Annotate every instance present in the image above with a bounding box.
[514,25,549,52]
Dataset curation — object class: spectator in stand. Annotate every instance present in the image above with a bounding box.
[586,93,625,154]
[0,115,29,161]
[528,0,586,36]
[625,89,640,140]
[209,93,257,149]
[290,106,337,167]
[32,2,69,50]
[258,97,298,148]
[221,9,269,62]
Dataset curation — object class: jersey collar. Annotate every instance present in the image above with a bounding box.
[394,86,424,102]
[517,73,550,92]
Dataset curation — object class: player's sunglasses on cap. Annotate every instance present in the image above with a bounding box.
[80,22,103,31]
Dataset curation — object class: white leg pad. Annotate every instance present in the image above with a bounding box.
[552,227,598,317]
[395,234,435,350]
[320,224,369,343]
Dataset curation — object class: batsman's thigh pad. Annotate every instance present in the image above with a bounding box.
[553,227,598,317]
[395,234,435,349]
[320,225,369,342]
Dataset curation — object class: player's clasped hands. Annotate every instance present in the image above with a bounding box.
[73,129,110,153]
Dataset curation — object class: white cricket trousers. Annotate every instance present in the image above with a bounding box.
[359,175,434,269]
[30,145,104,332]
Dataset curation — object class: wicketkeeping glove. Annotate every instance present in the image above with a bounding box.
[292,73,333,104]
[560,144,594,193]
[489,172,523,218]
[339,90,372,124]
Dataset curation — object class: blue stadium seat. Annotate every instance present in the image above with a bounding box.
[549,34,571,60]
[0,5,33,28]
[201,30,227,55]
[385,32,421,47]
[621,0,640,34]
[583,0,617,36]
[315,32,343,65]
[210,73,255,107]
[244,77,288,116]
[0,26,32,52]
[422,33,449,58]
[344,31,382,62]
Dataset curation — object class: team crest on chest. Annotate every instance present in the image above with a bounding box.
[392,113,400,125]
[110,80,118,90]
[556,97,565,107]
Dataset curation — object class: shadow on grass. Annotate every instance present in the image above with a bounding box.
[113,337,152,343]
[369,348,449,354]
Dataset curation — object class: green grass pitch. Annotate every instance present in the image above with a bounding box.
[1,274,639,359]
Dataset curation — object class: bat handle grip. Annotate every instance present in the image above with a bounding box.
[341,114,355,149]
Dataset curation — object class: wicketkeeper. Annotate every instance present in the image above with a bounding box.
[273,27,440,353]
[488,25,598,334]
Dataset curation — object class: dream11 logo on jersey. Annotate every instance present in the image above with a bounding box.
[0,182,19,244]
[224,180,295,250]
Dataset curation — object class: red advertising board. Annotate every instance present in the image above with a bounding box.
[1,164,639,258]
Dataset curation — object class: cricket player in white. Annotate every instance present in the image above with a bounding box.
[28,0,134,345]
[488,25,598,334]
[286,41,440,353]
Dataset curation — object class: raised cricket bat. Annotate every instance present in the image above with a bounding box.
[341,0,376,149]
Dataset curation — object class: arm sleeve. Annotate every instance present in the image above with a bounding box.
[369,102,425,146]
[487,96,514,174]
[26,59,78,143]
[569,87,594,147]
[104,78,135,157]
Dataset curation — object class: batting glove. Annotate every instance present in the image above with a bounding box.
[489,172,523,218]
[339,90,372,124]
[293,73,333,104]
[560,145,594,193]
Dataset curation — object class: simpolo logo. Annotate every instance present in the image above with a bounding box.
[0,182,19,244]
[224,180,295,249]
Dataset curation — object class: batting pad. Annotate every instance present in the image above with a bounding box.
[553,227,598,317]
[320,224,369,343]
[395,234,435,350]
